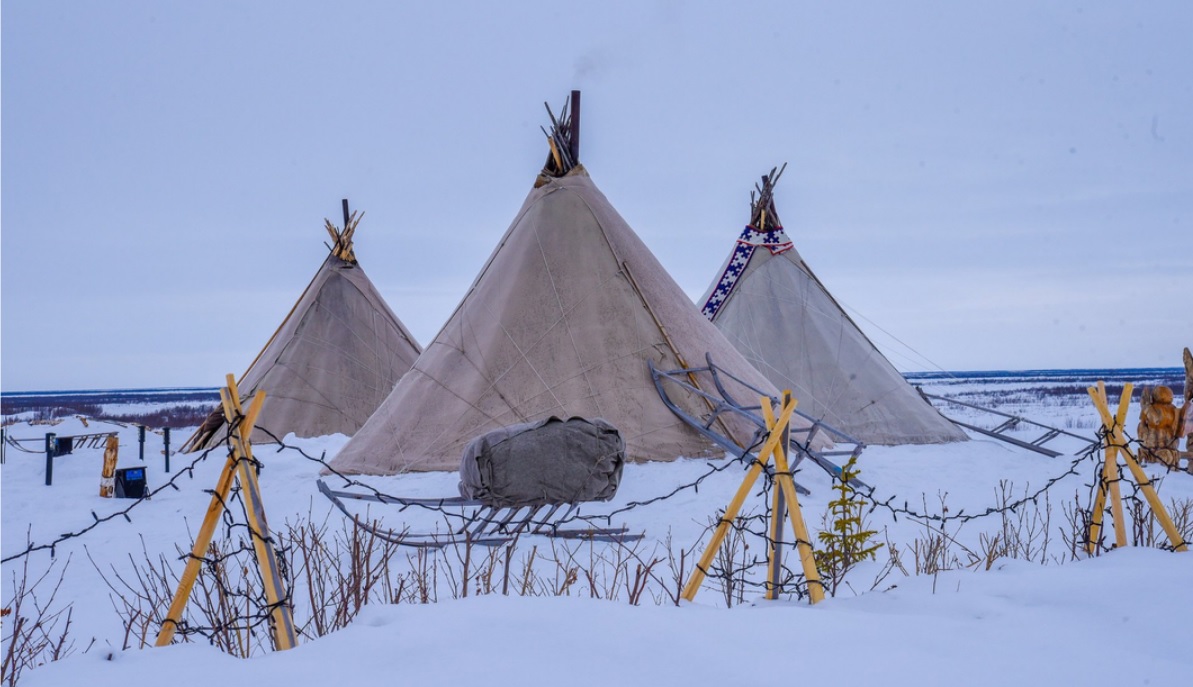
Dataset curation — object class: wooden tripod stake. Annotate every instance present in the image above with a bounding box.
[155,374,298,650]
[681,393,824,603]
[1085,381,1187,554]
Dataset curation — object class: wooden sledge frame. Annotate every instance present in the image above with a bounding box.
[918,388,1096,458]
[649,353,869,493]
[317,479,642,549]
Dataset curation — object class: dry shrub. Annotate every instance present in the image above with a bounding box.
[2,555,87,687]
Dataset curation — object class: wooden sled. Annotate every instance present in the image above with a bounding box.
[649,353,869,494]
[317,479,642,549]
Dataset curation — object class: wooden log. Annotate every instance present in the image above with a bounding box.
[100,435,118,498]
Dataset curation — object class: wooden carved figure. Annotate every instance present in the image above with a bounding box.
[1182,347,1193,459]
[1138,385,1180,468]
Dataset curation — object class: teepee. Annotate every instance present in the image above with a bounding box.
[698,167,966,445]
[330,94,821,475]
[182,204,422,452]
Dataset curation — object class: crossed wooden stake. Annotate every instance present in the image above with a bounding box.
[682,392,824,604]
[1086,381,1187,554]
[155,374,297,650]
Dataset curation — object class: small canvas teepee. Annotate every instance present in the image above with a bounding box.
[182,205,422,452]
[329,94,819,475]
[698,167,966,445]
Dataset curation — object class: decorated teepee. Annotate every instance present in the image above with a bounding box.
[182,204,422,452]
[698,167,966,445]
[329,93,820,475]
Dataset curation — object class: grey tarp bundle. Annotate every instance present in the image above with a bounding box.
[698,224,966,445]
[185,253,422,451]
[458,416,624,506]
[329,167,829,475]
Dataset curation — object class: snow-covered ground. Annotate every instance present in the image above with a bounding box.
[3,376,1192,686]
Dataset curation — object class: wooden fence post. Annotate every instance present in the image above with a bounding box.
[163,427,171,473]
[100,435,119,497]
[44,432,56,486]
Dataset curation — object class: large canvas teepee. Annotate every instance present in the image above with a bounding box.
[182,206,422,451]
[330,96,819,475]
[698,168,966,445]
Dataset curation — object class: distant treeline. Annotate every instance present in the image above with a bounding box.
[1,388,218,428]
[3,368,1186,429]
[906,368,1185,408]
[904,367,1184,383]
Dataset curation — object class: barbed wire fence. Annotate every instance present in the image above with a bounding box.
[4,416,1190,656]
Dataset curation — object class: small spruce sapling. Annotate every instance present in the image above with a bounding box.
[814,456,882,596]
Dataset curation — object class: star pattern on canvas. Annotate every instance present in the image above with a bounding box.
[700,225,794,320]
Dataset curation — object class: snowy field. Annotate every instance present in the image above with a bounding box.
[3,370,1192,686]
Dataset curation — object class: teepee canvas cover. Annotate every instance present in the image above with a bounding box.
[183,209,422,451]
[330,100,820,474]
[699,169,966,445]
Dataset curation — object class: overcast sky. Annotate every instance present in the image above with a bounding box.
[3,1,1190,391]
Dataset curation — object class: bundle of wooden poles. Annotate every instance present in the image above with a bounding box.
[324,208,362,263]
[749,163,787,231]
[541,91,581,177]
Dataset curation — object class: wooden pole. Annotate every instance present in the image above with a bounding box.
[1117,445,1188,552]
[766,472,785,599]
[569,90,580,162]
[155,453,238,646]
[681,396,797,602]
[1087,382,1126,553]
[766,392,791,600]
[763,397,825,604]
[222,375,296,650]
[157,375,297,650]
[1087,382,1188,553]
[100,435,119,498]
[1106,384,1129,548]
[44,433,55,486]
[1087,455,1109,553]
